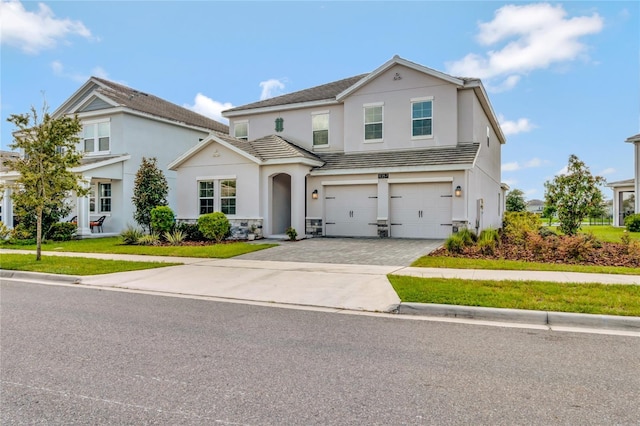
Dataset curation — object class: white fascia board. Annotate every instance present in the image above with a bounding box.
[464,81,507,145]
[321,179,378,186]
[311,164,472,176]
[387,177,454,184]
[263,158,324,167]
[73,154,131,173]
[625,134,640,143]
[0,171,21,181]
[336,56,464,101]
[169,134,261,170]
[223,99,338,118]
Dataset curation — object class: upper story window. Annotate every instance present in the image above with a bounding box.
[234,121,248,140]
[312,112,329,146]
[83,120,110,154]
[411,98,433,138]
[364,104,383,141]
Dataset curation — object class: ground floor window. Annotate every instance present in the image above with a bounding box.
[89,182,112,213]
[199,179,236,215]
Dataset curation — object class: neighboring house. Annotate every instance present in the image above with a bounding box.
[526,199,545,214]
[170,56,507,239]
[0,77,228,237]
[0,150,21,226]
[608,133,639,227]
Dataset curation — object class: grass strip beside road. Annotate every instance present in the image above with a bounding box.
[412,256,640,276]
[0,253,181,276]
[388,275,640,317]
[1,237,278,258]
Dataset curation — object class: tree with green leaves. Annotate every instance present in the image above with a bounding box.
[132,157,168,232]
[506,188,527,212]
[4,104,87,260]
[544,154,605,236]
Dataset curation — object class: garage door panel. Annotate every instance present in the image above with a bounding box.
[390,183,452,239]
[325,185,378,237]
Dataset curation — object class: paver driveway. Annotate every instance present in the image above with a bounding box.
[237,237,443,266]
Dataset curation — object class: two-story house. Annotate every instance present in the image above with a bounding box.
[608,133,639,226]
[170,56,507,239]
[1,77,228,236]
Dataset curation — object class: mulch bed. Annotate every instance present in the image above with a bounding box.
[431,235,640,268]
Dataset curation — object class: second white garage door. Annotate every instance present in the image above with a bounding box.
[325,184,378,237]
[390,182,452,239]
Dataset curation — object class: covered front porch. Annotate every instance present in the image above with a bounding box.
[608,179,635,227]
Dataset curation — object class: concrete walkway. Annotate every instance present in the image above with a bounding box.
[2,248,640,333]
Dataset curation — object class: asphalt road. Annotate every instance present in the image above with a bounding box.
[2,281,639,425]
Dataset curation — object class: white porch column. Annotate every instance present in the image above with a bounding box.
[635,141,640,214]
[291,169,306,240]
[2,186,13,229]
[76,180,92,237]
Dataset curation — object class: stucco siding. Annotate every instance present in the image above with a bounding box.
[342,64,458,153]
[228,104,345,153]
[174,142,260,220]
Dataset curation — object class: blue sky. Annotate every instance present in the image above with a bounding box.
[1,1,638,201]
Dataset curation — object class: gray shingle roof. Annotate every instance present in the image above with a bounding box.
[313,143,480,171]
[224,74,368,113]
[214,133,321,163]
[91,77,229,133]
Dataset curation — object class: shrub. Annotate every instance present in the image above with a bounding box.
[444,234,465,254]
[9,223,34,243]
[624,213,640,232]
[137,233,161,246]
[120,226,144,245]
[557,234,595,262]
[538,227,557,238]
[457,228,477,246]
[503,211,540,243]
[48,222,77,241]
[477,227,499,255]
[164,229,185,245]
[177,222,205,241]
[0,221,10,240]
[150,206,175,236]
[198,212,231,243]
[285,226,298,241]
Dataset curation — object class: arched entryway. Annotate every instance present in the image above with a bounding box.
[271,173,291,235]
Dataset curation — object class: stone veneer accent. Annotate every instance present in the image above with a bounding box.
[177,218,263,240]
[306,218,323,236]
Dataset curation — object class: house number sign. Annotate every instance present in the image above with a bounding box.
[378,173,389,179]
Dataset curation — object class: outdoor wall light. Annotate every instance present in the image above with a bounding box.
[455,185,462,197]
[312,189,319,199]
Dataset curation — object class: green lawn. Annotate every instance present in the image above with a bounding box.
[389,275,640,317]
[1,237,278,258]
[411,256,640,275]
[0,253,180,275]
[559,225,640,243]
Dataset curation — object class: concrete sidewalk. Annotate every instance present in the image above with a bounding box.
[2,249,640,332]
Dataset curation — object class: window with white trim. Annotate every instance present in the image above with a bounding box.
[411,99,432,138]
[234,121,248,140]
[83,120,110,154]
[312,112,329,146]
[198,179,236,215]
[199,181,215,214]
[89,183,111,213]
[220,180,236,215]
[364,105,383,141]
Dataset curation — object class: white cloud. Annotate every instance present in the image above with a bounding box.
[556,166,569,175]
[498,114,535,135]
[502,162,520,172]
[1,0,93,54]
[599,167,616,176]
[502,157,545,172]
[51,61,109,83]
[184,93,233,124]
[524,189,538,197]
[502,178,518,187]
[446,3,603,91]
[259,79,285,100]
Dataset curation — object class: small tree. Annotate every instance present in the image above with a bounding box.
[132,157,168,232]
[506,189,527,212]
[544,154,605,236]
[3,104,87,260]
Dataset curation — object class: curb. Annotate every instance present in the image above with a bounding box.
[398,302,640,332]
[1,270,81,284]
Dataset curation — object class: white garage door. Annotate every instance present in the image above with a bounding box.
[325,185,378,237]
[390,182,452,239]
